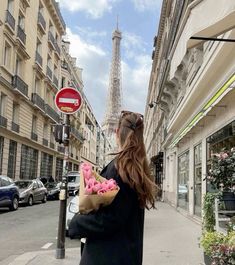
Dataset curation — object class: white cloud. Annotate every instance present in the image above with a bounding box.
[131,0,162,12]
[57,0,118,19]
[66,28,152,123]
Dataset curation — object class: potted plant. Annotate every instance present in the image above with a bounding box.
[207,148,235,210]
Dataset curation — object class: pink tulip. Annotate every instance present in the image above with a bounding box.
[92,183,102,193]
[85,186,93,195]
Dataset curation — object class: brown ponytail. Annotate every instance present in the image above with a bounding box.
[115,111,156,209]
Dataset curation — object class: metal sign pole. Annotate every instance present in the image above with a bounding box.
[56,114,70,259]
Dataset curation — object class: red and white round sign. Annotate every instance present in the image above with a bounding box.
[55,87,83,114]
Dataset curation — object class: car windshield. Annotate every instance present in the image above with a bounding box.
[68,176,79,183]
[15,181,32,189]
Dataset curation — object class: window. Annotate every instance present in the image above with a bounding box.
[0,137,4,174]
[7,140,17,179]
[0,93,7,117]
[0,176,11,187]
[3,42,11,68]
[20,145,38,179]
[34,77,40,94]
[43,123,48,139]
[47,57,52,69]
[61,77,65,88]
[194,143,202,217]
[40,152,53,177]
[178,151,189,211]
[36,40,42,54]
[15,55,23,76]
[12,102,19,124]
[50,126,54,143]
[32,115,37,133]
[7,0,14,12]
[18,14,25,30]
[56,158,63,181]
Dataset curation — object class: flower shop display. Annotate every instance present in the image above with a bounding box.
[207,148,235,210]
[79,162,119,214]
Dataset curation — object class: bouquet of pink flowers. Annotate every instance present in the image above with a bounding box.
[79,162,119,214]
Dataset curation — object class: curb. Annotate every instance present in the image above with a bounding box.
[0,248,80,265]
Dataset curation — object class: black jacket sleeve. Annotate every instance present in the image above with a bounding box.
[68,177,134,239]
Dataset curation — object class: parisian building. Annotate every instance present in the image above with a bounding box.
[144,0,235,221]
[0,0,98,180]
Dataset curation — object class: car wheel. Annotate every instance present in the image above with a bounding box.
[10,196,19,211]
[42,194,47,203]
[28,196,33,206]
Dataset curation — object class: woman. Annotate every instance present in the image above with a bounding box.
[69,110,156,265]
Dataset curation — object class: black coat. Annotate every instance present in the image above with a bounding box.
[69,160,145,265]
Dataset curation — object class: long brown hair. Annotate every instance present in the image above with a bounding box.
[115,110,156,209]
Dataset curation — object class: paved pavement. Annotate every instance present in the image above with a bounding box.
[0,202,204,265]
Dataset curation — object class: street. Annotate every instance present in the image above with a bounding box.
[0,199,80,263]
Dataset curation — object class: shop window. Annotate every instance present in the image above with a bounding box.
[40,152,53,178]
[194,143,202,217]
[206,120,235,192]
[20,145,38,179]
[0,137,4,174]
[7,140,17,179]
[178,151,189,211]
[56,158,63,181]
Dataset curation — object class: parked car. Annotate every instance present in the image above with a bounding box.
[67,171,80,195]
[45,182,61,200]
[0,175,19,211]
[15,179,47,206]
[66,195,79,236]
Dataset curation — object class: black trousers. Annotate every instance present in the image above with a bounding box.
[81,241,85,256]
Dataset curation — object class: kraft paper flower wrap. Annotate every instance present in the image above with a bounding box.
[79,162,120,214]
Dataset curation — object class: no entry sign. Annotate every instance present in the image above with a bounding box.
[55,87,82,114]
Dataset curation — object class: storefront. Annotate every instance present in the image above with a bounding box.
[20,145,38,179]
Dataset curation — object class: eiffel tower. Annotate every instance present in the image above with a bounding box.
[102,22,122,150]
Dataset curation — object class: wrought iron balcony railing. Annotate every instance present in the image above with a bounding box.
[31,132,38,141]
[46,66,53,80]
[11,121,20,133]
[12,75,28,97]
[17,25,26,45]
[35,51,43,67]
[44,104,60,123]
[5,10,15,31]
[31,93,45,111]
[37,12,46,32]
[71,127,84,143]
[0,115,7,128]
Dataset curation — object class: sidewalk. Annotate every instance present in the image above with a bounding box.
[0,202,204,265]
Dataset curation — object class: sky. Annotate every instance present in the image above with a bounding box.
[56,0,163,123]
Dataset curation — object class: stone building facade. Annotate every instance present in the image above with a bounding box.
[0,0,98,180]
[144,0,235,220]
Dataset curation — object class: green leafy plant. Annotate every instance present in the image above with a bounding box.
[207,148,235,191]
[200,231,224,256]
[202,192,221,232]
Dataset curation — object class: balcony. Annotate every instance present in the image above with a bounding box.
[57,146,65,153]
[43,138,48,146]
[48,31,55,49]
[50,142,55,149]
[54,41,61,56]
[31,93,45,112]
[31,132,38,141]
[71,127,84,143]
[5,10,15,31]
[17,25,26,45]
[35,51,43,67]
[46,66,53,80]
[0,115,7,128]
[11,122,20,133]
[45,104,60,123]
[61,61,68,70]
[12,75,28,98]
[37,12,46,33]
[53,75,58,88]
